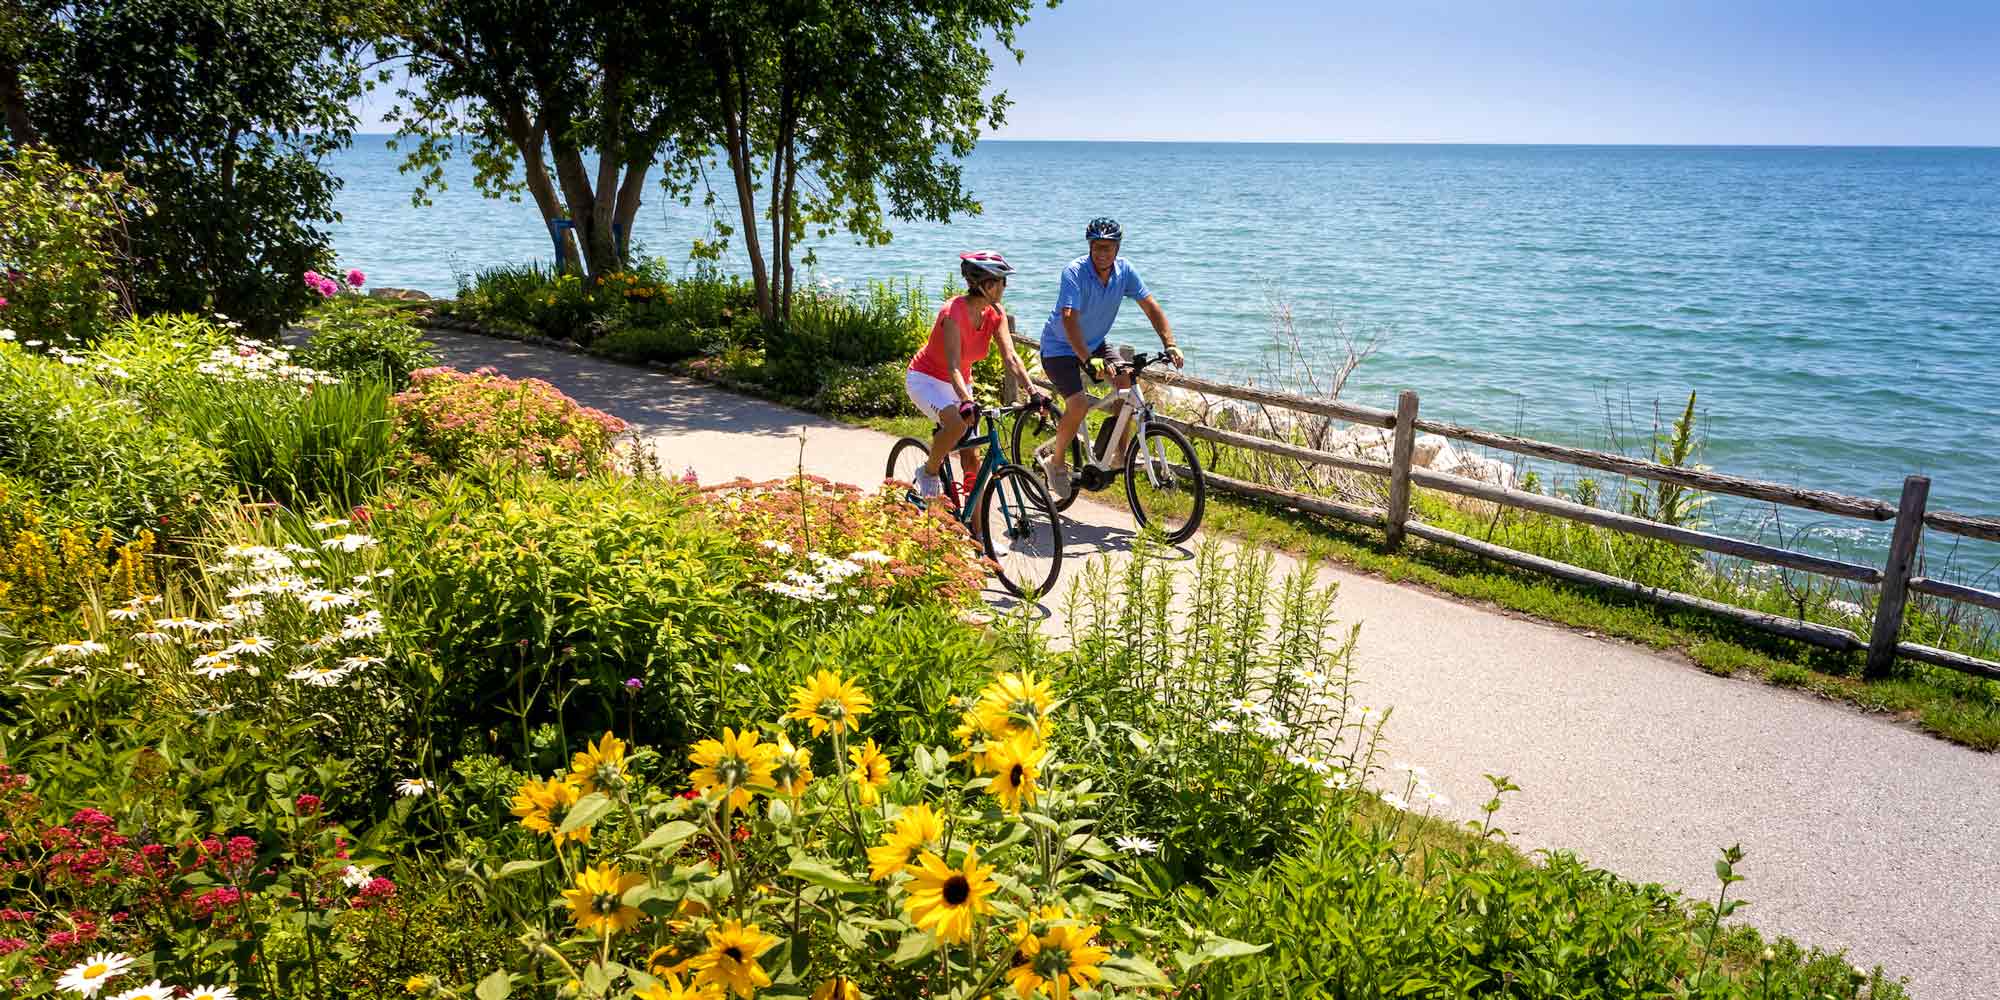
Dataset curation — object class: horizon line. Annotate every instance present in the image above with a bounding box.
[346,132,1999,149]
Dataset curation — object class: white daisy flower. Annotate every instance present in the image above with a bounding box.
[226,582,269,599]
[109,980,171,1000]
[857,604,879,615]
[1357,705,1385,726]
[1415,785,1450,808]
[295,557,322,569]
[341,864,373,888]
[1323,772,1356,791]
[372,568,394,579]
[301,634,343,652]
[309,518,352,532]
[1228,697,1267,717]
[185,985,238,1000]
[341,654,384,670]
[106,607,142,622]
[280,542,312,554]
[848,549,892,564]
[300,589,352,612]
[759,539,793,555]
[226,635,277,657]
[55,951,133,996]
[218,601,266,622]
[1208,718,1238,734]
[1253,718,1289,741]
[1380,793,1409,812]
[1294,668,1330,687]
[287,664,350,687]
[1113,834,1160,855]
[732,662,752,674]
[187,619,230,634]
[155,617,197,630]
[320,533,378,552]
[396,777,432,798]
[193,662,241,679]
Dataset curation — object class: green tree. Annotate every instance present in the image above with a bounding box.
[9,0,369,333]
[693,0,1045,320]
[378,0,704,281]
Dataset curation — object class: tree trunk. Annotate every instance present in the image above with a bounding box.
[770,69,796,322]
[586,57,627,277]
[500,103,581,271]
[2,59,39,147]
[613,158,649,263]
[715,46,770,320]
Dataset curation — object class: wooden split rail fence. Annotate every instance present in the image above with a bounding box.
[1001,328,2000,683]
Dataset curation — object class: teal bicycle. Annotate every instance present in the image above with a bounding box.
[886,402,1065,598]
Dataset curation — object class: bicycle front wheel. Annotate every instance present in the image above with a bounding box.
[979,463,1065,599]
[886,437,951,504]
[1124,422,1206,545]
[1007,403,1084,511]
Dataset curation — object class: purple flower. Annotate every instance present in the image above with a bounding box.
[623,677,644,691]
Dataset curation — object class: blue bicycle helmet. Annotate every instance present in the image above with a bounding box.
[1085,217,1123,242]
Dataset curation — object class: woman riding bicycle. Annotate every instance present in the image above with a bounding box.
[904,251,1042,499]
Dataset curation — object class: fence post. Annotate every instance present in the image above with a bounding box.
[1384,390,1420,549]
[999,313,1020,404]
[1865,475,1930,679]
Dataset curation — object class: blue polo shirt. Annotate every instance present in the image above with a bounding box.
[1038,255,1151,359]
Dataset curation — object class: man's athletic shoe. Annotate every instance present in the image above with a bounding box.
[914,467,944,498]
[1040,453,1071,498]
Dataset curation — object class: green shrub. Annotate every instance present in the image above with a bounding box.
[763,281,929,395]
[0,145,143,349]
[1172,817,1907,998]
[1042,540,1368,883]
[0,338,227,536]
[389,365,629,479]
[296,295,438,389]
[813,359,914,416]
[593,321,725,365]
[197,377,395,510]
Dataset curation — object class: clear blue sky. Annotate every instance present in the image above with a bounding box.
[352,1,2000,145]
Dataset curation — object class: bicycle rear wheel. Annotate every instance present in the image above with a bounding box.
[1007,403,1085,511]
[886,437,951,504]
[979,464,1064,598]
[1124,422,1205,545]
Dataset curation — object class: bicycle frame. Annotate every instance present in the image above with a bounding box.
[1038,351,1176,490]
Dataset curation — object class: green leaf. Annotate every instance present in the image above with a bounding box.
[1100,954,1174,988]
[560,792,615,835]
[890,930,936,965]
[475,969,511,1000]
[783,856,871,893]
[1193,936,1270,962]
[495,858,551,880]
[632,820,699,854]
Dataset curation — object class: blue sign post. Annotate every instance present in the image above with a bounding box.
[549,218,577,270]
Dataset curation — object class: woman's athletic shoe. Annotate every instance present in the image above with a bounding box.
[914,468,943,498]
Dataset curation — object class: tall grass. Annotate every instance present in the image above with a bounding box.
[189,378,396,511]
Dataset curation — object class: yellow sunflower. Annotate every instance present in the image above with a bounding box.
[785,670,874,737]
[771,733,813,798]
[1006,915,1112,1000]
[811,977,861,1000]
[868,802,944,880]
[689,727,779,812]
[690,919,780,999]
[903,846,996,945]
[511,776,593,846]
[561,862,646,937]
[848,738,891,806]
[983,732,1046,814]
[636,972,720,1000]
[568,730,630,794]
[975,671,1056,738]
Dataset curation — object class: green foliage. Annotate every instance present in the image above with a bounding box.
[0,144,143,347]
[763,282,928,396]
[0,337,227,536]
[297,296,438,389]
[1172,814,1905,999]
[1045,540,1372,883]
[16,0,366,332]
[812,360,912,417]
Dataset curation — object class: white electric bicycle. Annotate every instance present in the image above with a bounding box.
[1009,345,1206,545]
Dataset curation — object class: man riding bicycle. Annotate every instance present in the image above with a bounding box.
[905,250,1042,499]
[1037,217,1183,498]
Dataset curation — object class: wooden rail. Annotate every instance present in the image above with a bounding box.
[999,331,2000,685]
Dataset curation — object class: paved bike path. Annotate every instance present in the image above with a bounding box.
[424,329,1998,998]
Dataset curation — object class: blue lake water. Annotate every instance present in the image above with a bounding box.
[327,139,1999,569]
